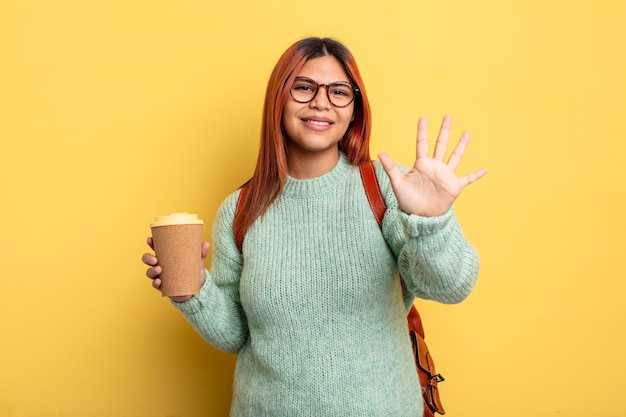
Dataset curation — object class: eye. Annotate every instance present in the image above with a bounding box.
[293,84,313,92]
[329,83,353,97]
[292,79,316,93]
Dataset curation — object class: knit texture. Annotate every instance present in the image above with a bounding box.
[174,153,479,417]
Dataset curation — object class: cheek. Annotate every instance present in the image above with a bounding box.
[282,121,294,140]
[281,105,297,139]
[344,107,356,125]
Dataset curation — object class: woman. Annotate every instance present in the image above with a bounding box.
[143,37,486,416]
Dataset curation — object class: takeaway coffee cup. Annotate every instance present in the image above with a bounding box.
[150,212,204,297]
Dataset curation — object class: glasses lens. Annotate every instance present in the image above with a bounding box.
[328,83,355,107]
[290,78,317,103]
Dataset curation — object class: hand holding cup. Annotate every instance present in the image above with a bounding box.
[143,213,209,302]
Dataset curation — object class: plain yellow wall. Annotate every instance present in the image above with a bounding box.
[1,1,625,416]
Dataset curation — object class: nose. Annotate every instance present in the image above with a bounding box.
[309,85,331,110]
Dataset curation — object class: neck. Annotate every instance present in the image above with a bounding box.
[287,148,341,179]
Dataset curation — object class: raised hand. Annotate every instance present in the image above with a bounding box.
[378,115,487,217]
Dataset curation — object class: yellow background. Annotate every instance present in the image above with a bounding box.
[1,0,625,416]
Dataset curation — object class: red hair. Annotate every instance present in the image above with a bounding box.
[233,37,372,239]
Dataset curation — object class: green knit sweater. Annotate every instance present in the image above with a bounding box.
[174,153,479,416]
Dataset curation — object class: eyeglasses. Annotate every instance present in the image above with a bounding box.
[289,76,359,108]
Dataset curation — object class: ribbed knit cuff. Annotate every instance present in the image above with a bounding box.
[401,206,454,237]
[171,269,213,314]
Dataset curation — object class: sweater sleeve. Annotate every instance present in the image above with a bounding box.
[171,191,249,353]
[374,161,479,304]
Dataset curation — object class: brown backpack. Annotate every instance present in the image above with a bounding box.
[233,161,445,417]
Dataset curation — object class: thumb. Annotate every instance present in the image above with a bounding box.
[378,153,403,188]
[201,242,210,259]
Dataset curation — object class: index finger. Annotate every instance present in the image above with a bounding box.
[142,252,158,267]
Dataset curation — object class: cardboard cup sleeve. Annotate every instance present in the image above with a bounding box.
[150,213,204,297]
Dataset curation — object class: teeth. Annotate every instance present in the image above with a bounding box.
[306,119,330,125]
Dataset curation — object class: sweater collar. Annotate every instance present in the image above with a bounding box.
[281,153,353,197]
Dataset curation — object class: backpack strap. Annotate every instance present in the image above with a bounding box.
[358,161,386,228]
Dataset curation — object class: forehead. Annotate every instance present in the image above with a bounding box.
[297,55,350,83]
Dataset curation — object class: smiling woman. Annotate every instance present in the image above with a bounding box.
[3,0,625,415]
[142,36,486,417]
[233,37,374,232]
[282,55,357,178]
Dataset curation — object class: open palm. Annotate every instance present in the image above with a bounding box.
[379,116,487,217]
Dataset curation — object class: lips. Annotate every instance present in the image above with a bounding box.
[302,116,334,130]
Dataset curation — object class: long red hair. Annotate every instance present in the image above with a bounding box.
[233,37,372,239]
